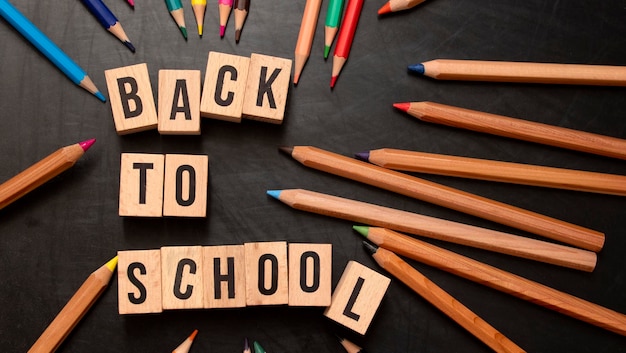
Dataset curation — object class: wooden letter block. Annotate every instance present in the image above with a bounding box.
[324,261,391,335]
[163,154,209,217]
[105,63,158,135]
[244,242,288,306]
[288,243,332,307]
[158,70,201,135]
[242,54,292,124]
[200,52,251,123]
[119,153,165,217]
[202,245,246,308]
[161,246,204,310]
[118,249,163,314]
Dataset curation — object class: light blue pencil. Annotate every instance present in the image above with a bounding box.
[0,0,106,101]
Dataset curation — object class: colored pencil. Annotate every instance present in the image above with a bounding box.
[357,148,626,196]
[125,0,135,8]
[191,0,207,36]
[330,0,363,88]
[280,146,604,252]
[253,341,266,353]
[378,0,427,15]
[243,338,251,353]
[172,329,198,353]
[357,226,626,337]
[0,0,105,101]
[0,139,96,210]
[233,0,249,43]
[81,0,135,52]
[28,256,118,353]
[394,101,626,161]
[266,189,597,271]
[363,242,526,353]
[293,0,323,84]
[165,0,188,39]
[324,0,344,59]
[218,0,233,37]
[408,59,626,86]
[337,336,368,353]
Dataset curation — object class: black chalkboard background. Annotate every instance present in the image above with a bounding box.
[1,1,626,352]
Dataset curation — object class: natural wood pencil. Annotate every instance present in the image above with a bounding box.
[358,148,626,196]
[267,189,597,271]
[409,59,626,86]
[28,256,118,353]
[337,336,368,353]
[395,101,626,161]
[378,0,428,15]
[280,146,604,252]
[172,329,198,353]
[0,139,95,210]
[357,226,626,336]
[364,242,525,353]
[294,0,323,84]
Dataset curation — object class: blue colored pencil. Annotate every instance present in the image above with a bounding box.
[81,0,135,52]
[0,0,106,101]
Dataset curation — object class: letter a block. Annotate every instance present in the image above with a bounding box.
[118,249,163,314]
[244,241,288,306]
[119,153,165,217]
[288,243,332,307]
[203,245,246,308]
[324,261,391,335]
[105,63,158,135]
[163,154,209,217]
[161,246,204,310]
[158,70,201,135]
[200,52,250,123]
[242,54,292,124]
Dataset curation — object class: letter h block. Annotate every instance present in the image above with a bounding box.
[202,245,247,308]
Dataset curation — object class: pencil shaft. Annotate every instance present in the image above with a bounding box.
[417,59,626,86]
[403,101,626,161]
[367,148,626,196]
[366,227,626,336]
[233,0,248,41]
[294,0,322,83]
[287,146,604,252]
[191,0,207,36]
[324,0,344,52]
[271,189,597,271]
[0,143,86,210]
[388,0,427,12]
[372,247,525,353]
[331,0,363,84]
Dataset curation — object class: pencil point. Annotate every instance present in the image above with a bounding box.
[393,102,410,112]
[378,2,392,15]
[244,338,250,351]
[253,341,266,353]
[124,41,136,53]
[79,138,96,152]
[198,25,203,37]
[354,151,370,162]
[235,30,241,43]
[408,63,425,75]
[220,25,226,37]
[189,329,198,341]
[362,240,378,255]
[180,26,188,40]
[267,190,282,200]
[104,256,118,272]
[278,146,294,156]
[94,91,106,102]
[324,45,331,59]
[330,75,338,88]
[353,225,370,237]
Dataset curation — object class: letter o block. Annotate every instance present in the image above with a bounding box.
[163,154,209,217]
[244,242,288,306]
[288,243,332,307]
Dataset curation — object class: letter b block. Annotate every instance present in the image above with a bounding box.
[119,153,165,217]
[200,52,250,123]
[242,54,292,124]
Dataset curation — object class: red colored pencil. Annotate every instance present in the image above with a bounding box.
[330,0,363,88]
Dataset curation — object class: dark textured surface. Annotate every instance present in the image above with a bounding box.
[1,0,626,352]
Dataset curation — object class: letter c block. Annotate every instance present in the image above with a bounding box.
[117,249,163,314]
[161,246,204,310]
[200,52,250,123]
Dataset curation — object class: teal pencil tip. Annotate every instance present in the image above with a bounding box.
[408,63,425,75]
[253,341,266,353]
[95,91,106,102]
[353,225,370,237]
[267,190,282,200]
[324,45,330,59]
[180,26,188,40]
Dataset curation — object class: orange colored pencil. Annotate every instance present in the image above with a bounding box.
[294,0,323,84]
[330,0,363,88]
[28,256,118,353]
[172,329,199,353]
[378,0,427,15]
[0,139,95,210]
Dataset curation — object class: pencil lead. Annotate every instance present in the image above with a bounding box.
[198,25,204,37]
[407,63,425,75]
[123,40,136,53]
[392,102,410,112]
[128,0,135,8]
[220,25,226,38]
[189,329,199,341]
[253,341,266,353]
[330,75,338,88]
[278,146,294,155]
[324,45,331,59]
[79,138,96,152]
[266,190,282,200]
[362,240,378,255]
[353,225,370,238]
[244,337,250,352]
[235,29,241,43]
[180,26,188,40]
[104,255,119,272]
[95,91,106,102]
[377,2,392,15]
[354,151,370,162]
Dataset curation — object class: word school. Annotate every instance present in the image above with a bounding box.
[104,52,292,135]
[118,242,390,334]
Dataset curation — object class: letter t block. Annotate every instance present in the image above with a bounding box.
[119,153,165,217]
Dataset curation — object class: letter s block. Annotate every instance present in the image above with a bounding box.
[118,249,163,314]
[105,63,158,135]
[242,54,292,124]
[161,246,204,310]
[324,261,390,335]
[163,154,209,217]
[119,153,165,217]
[288,243,332,307]
[200,52,250,123]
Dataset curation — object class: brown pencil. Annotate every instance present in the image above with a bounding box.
[409,59,626,86]
[28,256,118,353]
[364,242,525,353]
[280,146,604,252]
[0,139,95,210]
[267,189,597,271]
[356,226,626,337]
[395,101,626,161]
[357,148,626,196]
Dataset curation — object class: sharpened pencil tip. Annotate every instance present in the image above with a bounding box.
[79,138,96,152]
[105,256,118,272]
[188,329,198,341]
[353,225,370,237]
[124,41,136,53]
[235,29,241,43]
[95,91,106,102]
[198,25,203,37]
[362,240,378,255]
[393,102,410,112]
[253,341,266,353]
[408,63,425,74]
[244,338,250,350]
[220,25,226,37]
[324,45,331,59]
[278,146,294,155]
[354,151,370,162]
[180,26,188,40]
[267,190,282,200]
[378,2,392,15]
[330,75,337,88]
